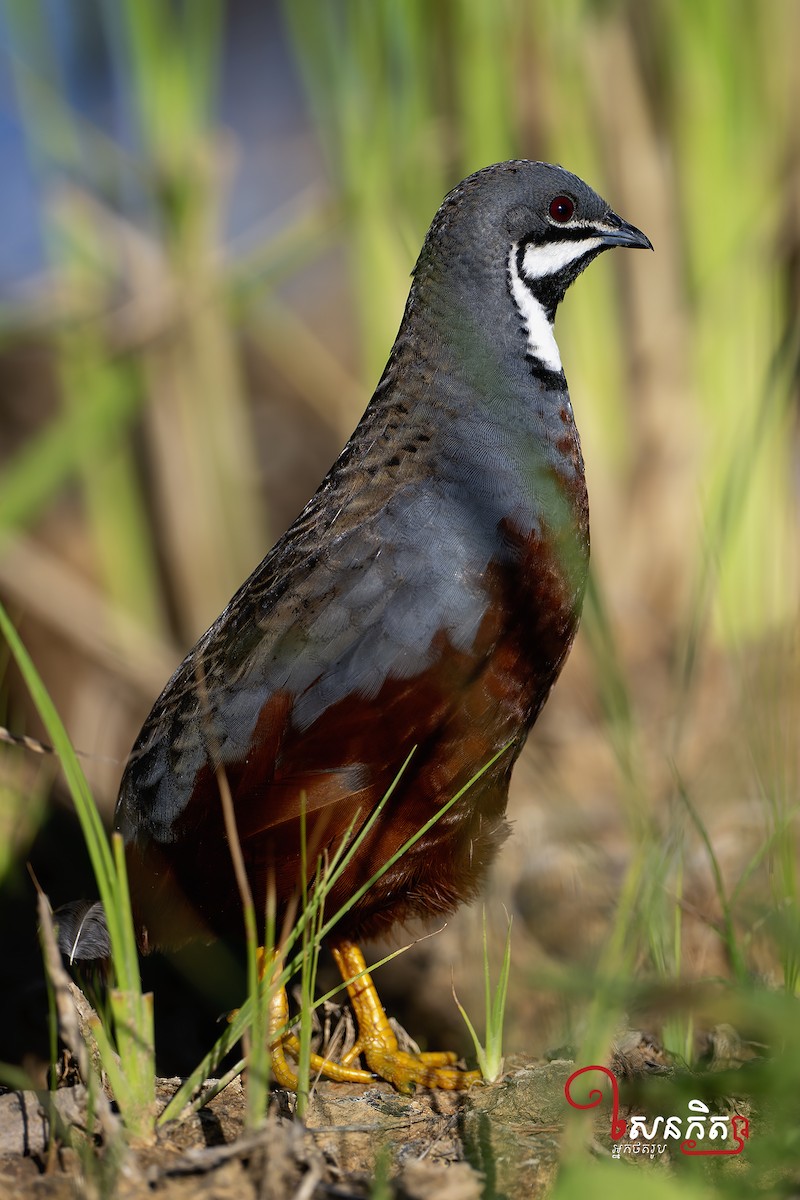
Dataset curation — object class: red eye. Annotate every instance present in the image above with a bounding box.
[549,195,575,222]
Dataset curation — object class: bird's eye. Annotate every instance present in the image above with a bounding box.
[549,195,575,223]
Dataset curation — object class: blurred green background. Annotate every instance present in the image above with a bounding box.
[0,0,798,1149]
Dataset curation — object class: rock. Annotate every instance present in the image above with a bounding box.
[299,1056,569,1195]
[394,1160,484,1199]
[0,1086,90,1157]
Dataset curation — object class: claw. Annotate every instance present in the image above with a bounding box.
[331,940,481,1092]
[261,941,481,1092]
[267,959,373,1087]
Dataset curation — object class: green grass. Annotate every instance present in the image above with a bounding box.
[158,742,510,1124]
[0,604,510,1135]
[0,598,155,1139]
[454,905,513,1083]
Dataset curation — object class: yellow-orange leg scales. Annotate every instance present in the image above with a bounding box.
[267,940,480,1093]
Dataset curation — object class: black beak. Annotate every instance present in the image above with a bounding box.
[598,210,653,251]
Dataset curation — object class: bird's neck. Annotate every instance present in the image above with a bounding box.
[383,267,589,546]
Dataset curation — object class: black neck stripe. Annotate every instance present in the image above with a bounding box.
[526,359,566,387]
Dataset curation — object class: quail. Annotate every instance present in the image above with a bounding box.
[82,161,651,1091]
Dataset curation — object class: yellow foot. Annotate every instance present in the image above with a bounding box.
[259,943,480,1093]
[267,966,373,1089]
[332,940,481,1094]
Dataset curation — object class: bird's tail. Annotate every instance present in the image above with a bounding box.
[55,899,112,967]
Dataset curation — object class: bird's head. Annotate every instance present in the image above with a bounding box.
[413,160,652,332]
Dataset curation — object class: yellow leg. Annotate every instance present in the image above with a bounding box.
[265,953,373,1088]
[260,942,480,1093]
[332,939,481,1093]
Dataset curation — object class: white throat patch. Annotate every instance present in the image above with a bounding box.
[521,235,603,279]
[507,243,562,373]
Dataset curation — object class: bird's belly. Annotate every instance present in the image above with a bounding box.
[123,510,587,952]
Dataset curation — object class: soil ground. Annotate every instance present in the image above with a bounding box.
[3,1031,742,1199]
[2,1057,569,1199]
